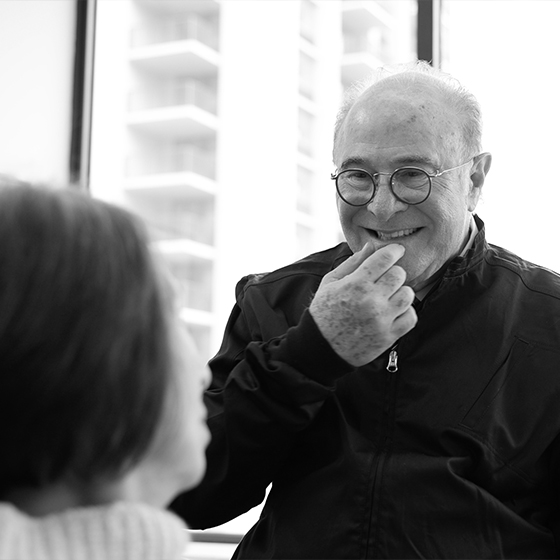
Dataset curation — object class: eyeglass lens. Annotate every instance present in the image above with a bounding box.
[336,168,431,206]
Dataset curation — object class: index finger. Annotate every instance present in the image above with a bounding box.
[358,244,405,283]
[327,241,377,282]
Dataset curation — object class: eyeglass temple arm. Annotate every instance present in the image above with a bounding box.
[436,156,478,177]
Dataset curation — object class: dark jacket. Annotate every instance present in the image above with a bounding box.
[171,217,560,558]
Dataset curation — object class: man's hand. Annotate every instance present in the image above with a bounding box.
[309,243,417,366]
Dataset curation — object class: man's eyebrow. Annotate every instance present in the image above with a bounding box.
[339,155,438,171]
[392,155,437,168]
[339,157,369,169]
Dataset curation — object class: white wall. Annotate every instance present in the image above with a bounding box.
[442,0,560,272]
[0,0,75,185]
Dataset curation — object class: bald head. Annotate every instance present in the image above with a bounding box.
[333,62,483,164]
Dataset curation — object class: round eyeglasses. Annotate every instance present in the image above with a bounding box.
[331,159,474,207]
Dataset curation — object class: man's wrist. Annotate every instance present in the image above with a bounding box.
[267,309,355,386]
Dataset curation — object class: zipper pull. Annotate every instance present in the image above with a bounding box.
[387,348,398,373]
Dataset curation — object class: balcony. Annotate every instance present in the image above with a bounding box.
[161,252,215,312]
[129,190,215,246]
[135,0,219,17]
[341,0,396,31]
[298,108,315,157]
[130,14,219,78]
[131,15,219,51]
[129,79,217,114]
[127,80,218,140]
[124,142,217,202]
[130,41,219,78]
[341,32,385,86]
[127,141,215,177]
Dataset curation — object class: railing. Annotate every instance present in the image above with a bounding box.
[131,15,219,51]
[175,279,213,312]
[343,30,386,57]
[146,207,215,246]
[126,144,216,180]
[129,80,218,115]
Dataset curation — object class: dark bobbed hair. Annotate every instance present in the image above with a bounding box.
[0,181,173,494]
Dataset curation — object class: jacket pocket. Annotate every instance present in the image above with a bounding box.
[459,337,529,431]
[458,336,560,479]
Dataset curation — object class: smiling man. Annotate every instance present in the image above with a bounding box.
[171,62,560,558]
[333,72,491,295]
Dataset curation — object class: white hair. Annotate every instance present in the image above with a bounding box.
[333,61,484,161]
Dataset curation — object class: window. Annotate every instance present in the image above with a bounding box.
[89,3,414,547]
[89,3,417,547]
[440,0,560,271]
[1,1,419,555]
[9,0,560,556]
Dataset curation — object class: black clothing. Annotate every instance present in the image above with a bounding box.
[171,217,560,558]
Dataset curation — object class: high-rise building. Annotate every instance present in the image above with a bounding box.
[90,0,415,365]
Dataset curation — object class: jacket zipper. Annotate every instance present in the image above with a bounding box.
[386,344,398,372]
[367,344,400,555]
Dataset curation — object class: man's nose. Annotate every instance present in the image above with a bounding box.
[366,178,408,221]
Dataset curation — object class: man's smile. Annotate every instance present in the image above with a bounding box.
[365,227,422,241]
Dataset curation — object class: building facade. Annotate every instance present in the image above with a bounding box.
[90,0,415,361]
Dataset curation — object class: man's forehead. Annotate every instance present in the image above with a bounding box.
[336,79,460,165]
[347,76,457,134]
[344,99,454,143]
[353,78,448,120]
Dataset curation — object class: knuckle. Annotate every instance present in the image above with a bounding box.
[401,285,415,298]
[374,251,396,270]
[375,244,403,265]
[391,265,407,282]
[393,308,417,335]
[377,266,406,288]
[390,292,410,309]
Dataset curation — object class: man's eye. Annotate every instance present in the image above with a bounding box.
[395,168,430,189]
[401,169,424,178]
[345,171,369,181]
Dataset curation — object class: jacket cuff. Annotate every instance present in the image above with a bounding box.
[267,309,355,387]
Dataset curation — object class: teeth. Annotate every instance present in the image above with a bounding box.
[376,228,417,240]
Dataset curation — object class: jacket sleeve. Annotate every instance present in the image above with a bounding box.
[169,274,354,528]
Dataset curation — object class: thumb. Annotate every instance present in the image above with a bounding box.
[325,242,376,283]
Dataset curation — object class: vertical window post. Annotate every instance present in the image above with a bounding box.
[69,0,97,189]
[417,0,441,67]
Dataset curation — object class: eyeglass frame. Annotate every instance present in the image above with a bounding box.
[330,157,476,207]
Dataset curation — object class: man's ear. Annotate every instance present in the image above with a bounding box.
[468,152,492,212]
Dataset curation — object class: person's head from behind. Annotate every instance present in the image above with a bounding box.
[332,61,493,292]
[0,181,209,515]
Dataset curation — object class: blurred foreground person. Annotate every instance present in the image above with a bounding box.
[0,181,210,560]
[171,62,560,558]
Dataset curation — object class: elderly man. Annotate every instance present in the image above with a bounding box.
[171,62,560,558]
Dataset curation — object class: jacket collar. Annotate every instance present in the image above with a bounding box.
[443,214,487,279]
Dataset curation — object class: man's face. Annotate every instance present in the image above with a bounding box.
[334,82,483,292]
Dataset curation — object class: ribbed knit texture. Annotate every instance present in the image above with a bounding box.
[0,501,189,560]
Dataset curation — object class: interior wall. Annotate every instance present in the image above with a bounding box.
[0,0,76,185]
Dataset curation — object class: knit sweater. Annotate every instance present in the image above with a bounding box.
[0,501,189,560]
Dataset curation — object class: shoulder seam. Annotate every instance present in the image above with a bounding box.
[484,254,560,302]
